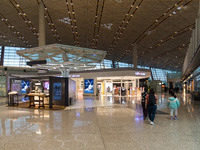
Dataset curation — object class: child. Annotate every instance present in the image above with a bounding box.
[167,91,180,120]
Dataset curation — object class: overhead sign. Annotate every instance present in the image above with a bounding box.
[68,75,80,78]
[135,72,146,76]
[35,82,41,85]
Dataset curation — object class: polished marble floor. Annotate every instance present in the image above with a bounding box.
[0,92,200,150]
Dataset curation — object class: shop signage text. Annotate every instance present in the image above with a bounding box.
[69,75,80,78]
[135,72,146,76]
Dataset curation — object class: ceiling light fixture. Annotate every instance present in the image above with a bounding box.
[65,0,79,46]
[116,0,192,61]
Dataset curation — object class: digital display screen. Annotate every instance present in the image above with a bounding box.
[53,83,62,100]
[44,81,49,90]
[12,83,21,93]
[21,81,30,93]
[84,79,94,93]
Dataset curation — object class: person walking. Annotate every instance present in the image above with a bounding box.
[145,88,158,125]
[167,91,180,120]
[141,86,148,120]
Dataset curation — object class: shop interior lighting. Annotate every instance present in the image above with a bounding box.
[115,0,192,62]
[65,0,80,46]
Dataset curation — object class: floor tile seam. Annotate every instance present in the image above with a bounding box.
[94,112,107,150]
[65,105,117,111]
[21,133,104,135]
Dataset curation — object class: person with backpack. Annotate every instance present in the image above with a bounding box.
[145,88,158,125]
[141,86,148,120]
[167,91,180,120]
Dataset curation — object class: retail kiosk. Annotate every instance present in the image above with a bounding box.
[9,76,76,108]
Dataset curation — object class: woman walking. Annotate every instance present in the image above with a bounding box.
[145,88,158,125]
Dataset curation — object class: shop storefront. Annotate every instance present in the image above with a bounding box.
[70,68,150,97]
[183,66,200,100]
[8,76,76,108]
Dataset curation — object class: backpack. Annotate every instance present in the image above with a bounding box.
[149,94,156,106]
[142,92,147,102]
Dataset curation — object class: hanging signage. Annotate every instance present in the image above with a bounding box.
[68,75,80,78]
[35,82,41,86]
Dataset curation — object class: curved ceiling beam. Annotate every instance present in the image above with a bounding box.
[92,0,106,49]
[0,13,31,47]
[116,0,193,62]
[65,0,80,46]
[106,0,144,58]
[9,0,39,40]
[36,0,62,44]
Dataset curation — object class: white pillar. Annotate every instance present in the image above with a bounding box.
[133,44,137,69]
[197,0,200,47]
[120,78,122,97]
[133,79,136,95]
[195,20,198,51]
[63,69,69,77]
[39,2,46,46]
[58,68,69,77]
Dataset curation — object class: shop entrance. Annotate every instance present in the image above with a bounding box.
[97,77,141,97]
[71,75,149,97]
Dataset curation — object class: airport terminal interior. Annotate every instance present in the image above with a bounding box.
[0,0,200,150]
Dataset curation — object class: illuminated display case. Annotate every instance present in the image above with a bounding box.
[0,76,7,96]
[49,77,76,108]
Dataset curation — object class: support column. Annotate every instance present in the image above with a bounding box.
[133,44,137,69]
[0,46,5,66]
[135,79,139,88]
[58,68,69,77]
[195,20,198,51]
[197,0,200,46]
[112,60,115,68]
[133,79,136,95]
[63,69,69,77]
[39,2,46,46]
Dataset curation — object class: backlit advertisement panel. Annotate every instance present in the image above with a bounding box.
[84,79,94,93]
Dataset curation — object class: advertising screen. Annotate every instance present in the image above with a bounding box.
[21,81,30,93]
[84,79,94,93]
[12,83,21,93]
[44,81,49,90]
[53,83,62,100]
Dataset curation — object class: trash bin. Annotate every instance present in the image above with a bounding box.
[192,92,200,101]
[8,92,18,106]
[69,97,73,105]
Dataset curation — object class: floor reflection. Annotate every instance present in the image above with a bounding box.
[0,92,199,150]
